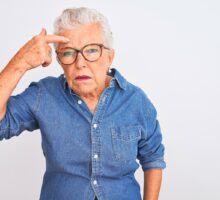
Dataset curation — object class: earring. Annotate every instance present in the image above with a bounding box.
[106,68,111,75]
[107,68,112,75]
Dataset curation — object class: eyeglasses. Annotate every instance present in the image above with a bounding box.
[55,43,110,65]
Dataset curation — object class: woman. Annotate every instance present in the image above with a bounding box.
[0,7,166,200]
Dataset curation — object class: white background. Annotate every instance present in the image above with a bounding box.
[0,1,220,199]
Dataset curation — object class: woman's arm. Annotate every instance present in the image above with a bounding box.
[143,169,163,200]
[0,28,69,121]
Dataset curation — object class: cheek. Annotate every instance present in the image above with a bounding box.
[100,57,110,67]
[95,57,111,73]
[92,68,107,84]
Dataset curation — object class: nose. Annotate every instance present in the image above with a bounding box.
[75,52,87,68]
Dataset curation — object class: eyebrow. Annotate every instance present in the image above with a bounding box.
[58,42,103,51]
[59,46,75,50]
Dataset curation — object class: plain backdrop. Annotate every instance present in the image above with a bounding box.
[0,1,220,200]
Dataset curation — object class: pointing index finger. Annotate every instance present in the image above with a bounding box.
[45,34,70,44]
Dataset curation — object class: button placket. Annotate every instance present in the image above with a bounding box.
[90,88,113,197]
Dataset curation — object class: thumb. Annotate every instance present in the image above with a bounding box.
[39,28,47,36]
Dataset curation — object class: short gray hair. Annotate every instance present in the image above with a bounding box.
[53,7,113,49]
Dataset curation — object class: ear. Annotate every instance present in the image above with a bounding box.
[107,49,115,65]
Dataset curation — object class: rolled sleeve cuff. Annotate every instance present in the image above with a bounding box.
[0,118,3,130]
[141,158,166,171]
[0,119,6,140]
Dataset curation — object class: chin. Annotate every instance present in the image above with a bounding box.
[74,86,96,96]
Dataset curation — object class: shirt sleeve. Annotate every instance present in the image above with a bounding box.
[137,90,166,171]
[0,81,41,141]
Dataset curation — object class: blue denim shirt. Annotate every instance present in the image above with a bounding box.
[0,67,166,200]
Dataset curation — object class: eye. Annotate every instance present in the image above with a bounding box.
[85,48,98,54]
[62,50,76,57]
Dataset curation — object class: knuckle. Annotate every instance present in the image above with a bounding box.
[33,35,44,45]
[32,35,40,41]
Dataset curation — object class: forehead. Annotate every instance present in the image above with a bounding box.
[57,23,104,49]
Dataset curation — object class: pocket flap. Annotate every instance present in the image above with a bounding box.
[111,125,141,141]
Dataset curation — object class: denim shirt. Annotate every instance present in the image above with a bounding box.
[0,67,166,200]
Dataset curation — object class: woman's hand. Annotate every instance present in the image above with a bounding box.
[8,28,70,71]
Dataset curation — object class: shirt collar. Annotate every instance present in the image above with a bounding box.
[60,67,127,94]
[112,68,127,90]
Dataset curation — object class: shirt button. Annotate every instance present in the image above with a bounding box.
[94,154,98,159]
[93,123,98,128]
[78,100,82,104]
[93,180,97,185]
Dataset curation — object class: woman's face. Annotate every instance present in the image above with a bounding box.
[56,23,114,98]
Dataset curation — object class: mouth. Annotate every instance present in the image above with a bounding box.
[75,75,92,81]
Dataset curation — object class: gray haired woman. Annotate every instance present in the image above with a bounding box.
[0,7,166,200]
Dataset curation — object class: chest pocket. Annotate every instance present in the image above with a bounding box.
[111,125,141,162]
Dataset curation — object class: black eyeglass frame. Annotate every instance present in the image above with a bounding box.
[55,43,110,65]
